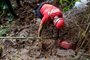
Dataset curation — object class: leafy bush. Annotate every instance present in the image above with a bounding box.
[59,0,80,12]
[0,0,13,36]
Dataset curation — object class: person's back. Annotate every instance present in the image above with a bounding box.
[36,3,64,37]
[40,4,63,24]
[40,4,62,17]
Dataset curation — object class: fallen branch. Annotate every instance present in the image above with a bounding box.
[76,19,90,52]
[0,37,41,39]
[75,13,90,52]
[0,32,67,39]
[0,10,4,19]
[82,23,90,49]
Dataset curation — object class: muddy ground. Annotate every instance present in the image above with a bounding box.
[0,0,90,60]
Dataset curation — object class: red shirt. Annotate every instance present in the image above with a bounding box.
[40,4,63,24]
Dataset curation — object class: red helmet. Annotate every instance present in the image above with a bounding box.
[60,41,72,49]
[53,18,64,29]
[57,40,72,49]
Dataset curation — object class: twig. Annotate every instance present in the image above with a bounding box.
[0,37,41,39]
[84,23,90,35]
[76,37,85,52]
[0,32,67,40]
[83,39,90,50]
[82,23,90,49]
[75,14,90,51]
[79,23,90,49]
[74,21,84,49]
[76,20,90,52]
[0,10,4,19]
[76,30,83,49]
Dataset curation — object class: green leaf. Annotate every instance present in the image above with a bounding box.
[59,0,63,5]
[59,0,80,12]
[7,13,14,23]
[0,28,9,36]
[3,5,8,10]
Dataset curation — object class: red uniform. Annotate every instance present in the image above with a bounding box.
[40,4,63,24]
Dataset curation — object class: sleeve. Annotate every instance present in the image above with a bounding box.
[41,14,49,25]
[59,11,63,18]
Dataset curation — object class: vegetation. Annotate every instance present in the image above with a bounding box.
[0,0,90,60]
[59,0,80,12]
[0,0,14,37]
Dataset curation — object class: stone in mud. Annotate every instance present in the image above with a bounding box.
[3,39,13,47]
[28,47,41,58]
[0,46,3,57]
[56,49,75,57]
[19,29,29,37]
[42,39,55,51]
[28,40,42,58]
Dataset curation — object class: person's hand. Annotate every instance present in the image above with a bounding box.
[38,29,41,37]
[38,21,43,37]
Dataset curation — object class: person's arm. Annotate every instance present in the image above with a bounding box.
[38,15,48,37]
[38,21,43,37]
[56,29,59,39]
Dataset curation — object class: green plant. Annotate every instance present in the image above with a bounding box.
[59,0,80,12]
[0,0,14,19]
[0,0,14,36]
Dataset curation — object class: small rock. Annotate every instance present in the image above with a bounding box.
[0,46,3,57]
[39,58,45,60]
[28,40,42,58]
[19,29,29,37]
[42,39,55,51]
[56,49,75,57]
[3,39,13,47]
